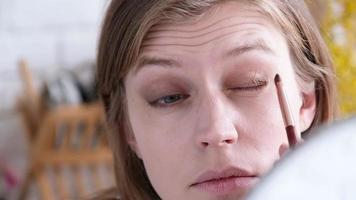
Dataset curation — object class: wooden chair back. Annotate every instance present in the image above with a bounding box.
[20,103,114,200]
[17,61,114,200]
[17,59,43,143]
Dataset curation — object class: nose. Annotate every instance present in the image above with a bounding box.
[194,94,238,148]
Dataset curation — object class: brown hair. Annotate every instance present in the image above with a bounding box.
[96,0,336,199]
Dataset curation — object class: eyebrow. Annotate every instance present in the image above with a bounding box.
[135,39,274,73]
[138,56,180,69]
[134,55,181,74]
[223,39,274,59]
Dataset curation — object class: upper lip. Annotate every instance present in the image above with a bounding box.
[190,166,257,187]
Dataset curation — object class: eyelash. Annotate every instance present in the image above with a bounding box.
[229,79,268,91]
[149,79,267,108]
[149,94,190,108]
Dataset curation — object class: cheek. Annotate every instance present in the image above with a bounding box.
[128,119,187,199]
[236,91,288,164]
[126,98,189,183]
[236,86,284,130]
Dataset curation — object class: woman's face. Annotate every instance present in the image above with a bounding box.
[124,1,314,200]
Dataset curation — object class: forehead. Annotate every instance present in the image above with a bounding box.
[135,1,287,70]
[144,1,279,43]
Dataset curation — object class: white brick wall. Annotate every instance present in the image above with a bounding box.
[0,0,109,112]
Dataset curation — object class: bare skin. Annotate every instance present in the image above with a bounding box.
[124,1,316,200]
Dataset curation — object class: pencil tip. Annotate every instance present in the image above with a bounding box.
[274,74,281,83]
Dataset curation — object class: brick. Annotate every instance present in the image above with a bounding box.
[59,29,99,68]
[0,80,21,111]
[0,0,107,30]
[0,31,58,70]
[0,68,43,110]
[0,0,108,112]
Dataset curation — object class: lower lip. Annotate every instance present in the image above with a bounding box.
[192,176,259,195]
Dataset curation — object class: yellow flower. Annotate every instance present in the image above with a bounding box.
[322,0,356,116]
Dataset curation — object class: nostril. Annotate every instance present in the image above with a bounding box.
[224,139,235,144]
[201,142,209,147]
[200,138,236,147]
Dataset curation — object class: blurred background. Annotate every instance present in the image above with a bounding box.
[0,0,355,199]
[0,0,113,199]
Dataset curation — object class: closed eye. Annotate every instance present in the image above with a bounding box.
[229,79,268,92]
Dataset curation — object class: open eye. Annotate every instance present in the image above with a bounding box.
[149,94,189,108]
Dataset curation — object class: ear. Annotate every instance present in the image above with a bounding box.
[299,88,316,132]
[124,120,142,159]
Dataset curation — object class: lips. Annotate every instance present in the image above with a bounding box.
[190,167,259,195]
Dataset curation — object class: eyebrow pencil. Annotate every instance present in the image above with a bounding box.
[274,74,298,148]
